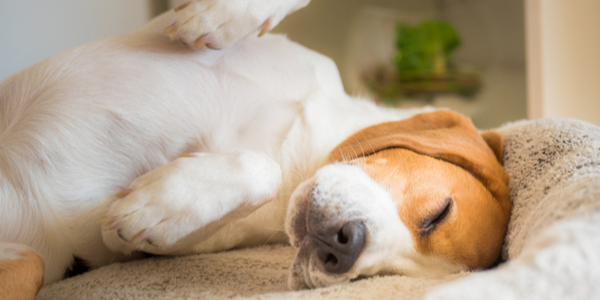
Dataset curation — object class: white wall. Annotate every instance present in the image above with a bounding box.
[526,0,600,125]
[0,0,151,81]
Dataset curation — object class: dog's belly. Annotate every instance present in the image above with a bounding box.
[0,39,302,210]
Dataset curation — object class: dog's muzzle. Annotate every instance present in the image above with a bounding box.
[286,164,381,289]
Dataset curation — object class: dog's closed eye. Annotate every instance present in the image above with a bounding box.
[420,198,453,236]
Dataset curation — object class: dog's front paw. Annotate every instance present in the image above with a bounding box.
[164,0,272,49]
[101,151,281,254]
[100,160,204,252]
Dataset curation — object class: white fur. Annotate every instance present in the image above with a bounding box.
[0,243,34,261]
[0,0,454,288]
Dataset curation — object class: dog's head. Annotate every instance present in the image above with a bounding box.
[285,111,510,289]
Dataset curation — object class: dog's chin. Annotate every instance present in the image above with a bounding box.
[287,235,355,290]
[285,179,313,247]
[286,180,317,290]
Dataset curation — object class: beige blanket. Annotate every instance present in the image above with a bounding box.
[37,118,600,300]
[36,245,466,300]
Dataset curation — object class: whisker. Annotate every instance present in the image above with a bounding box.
[262,226,286,246]
[352,136,368,169]
[353,135,366,158]
[263,226,285,231]
[360,131,376,155]
[349,144,359,163]
[337,146,347,163]
[381,156,408,184]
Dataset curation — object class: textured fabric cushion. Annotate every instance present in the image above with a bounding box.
[425,118,600,300]
[36,118,600,300]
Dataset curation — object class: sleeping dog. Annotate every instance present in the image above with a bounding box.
[0,0,510,297]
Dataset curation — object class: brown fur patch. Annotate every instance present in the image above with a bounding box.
[0,248,45,300]
[331,111,510,269]
[353,149,507,268]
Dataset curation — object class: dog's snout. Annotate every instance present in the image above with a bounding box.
[315,220,366,274]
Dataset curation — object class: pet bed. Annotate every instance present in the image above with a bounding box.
[36,117,600,300]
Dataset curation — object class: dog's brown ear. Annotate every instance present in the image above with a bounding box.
[330,111,509,213]
[480,130,504,163]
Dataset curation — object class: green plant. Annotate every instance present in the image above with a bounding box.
[362,20,481,103]
[393,20,461,75]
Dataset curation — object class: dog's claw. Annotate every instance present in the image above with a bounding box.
[100,215,120,231]
[130,229,151,245]
[193,34,209,49]
[174,2,191,12]
[108,221,121,231]
[164,23,175,33]
[164,22,179,40]
[102,214,122,231]
[116,188,134,198]
[100,217,111,231]
[258,18,272,37]
[116,230,130,243]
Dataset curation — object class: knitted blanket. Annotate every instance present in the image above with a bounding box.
[36,118,600,300]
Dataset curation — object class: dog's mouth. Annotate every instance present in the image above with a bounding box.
[287,221,364,289]
[285,175,370,290]
[287,233,367,290]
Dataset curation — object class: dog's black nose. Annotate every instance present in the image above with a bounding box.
[314,220,367,274]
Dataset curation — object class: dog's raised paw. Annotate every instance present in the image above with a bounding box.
[164,0,273,50]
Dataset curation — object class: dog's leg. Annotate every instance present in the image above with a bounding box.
[161,0,310,49]
[101,150,281,255]
[0,243,44,300]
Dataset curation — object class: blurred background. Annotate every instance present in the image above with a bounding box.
[1,0,598,128]
[272,0,527,129]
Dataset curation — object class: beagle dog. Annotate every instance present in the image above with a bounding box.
[0,0,510,297]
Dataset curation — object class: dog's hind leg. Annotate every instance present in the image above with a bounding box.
[101,150,281,255]
[0,243,44,300]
